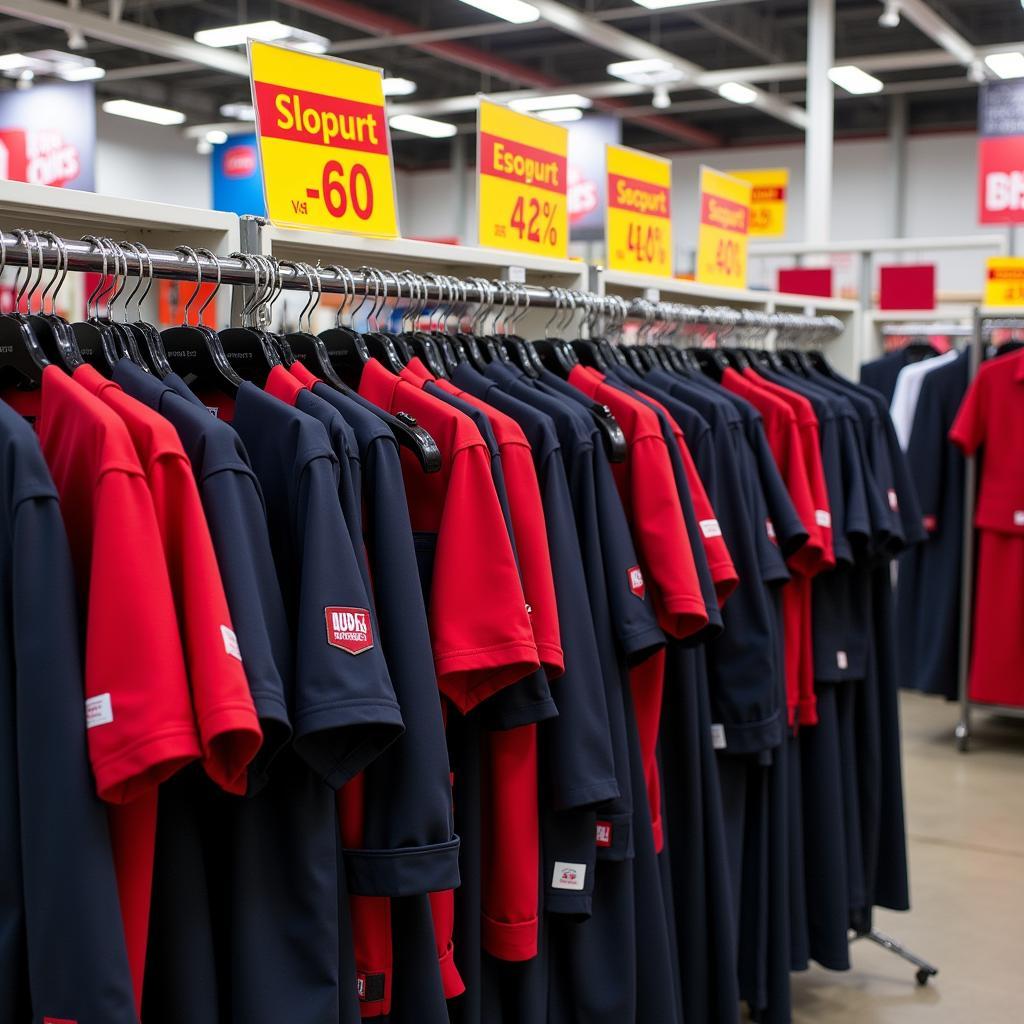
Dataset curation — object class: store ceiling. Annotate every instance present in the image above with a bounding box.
[0,0,1021,165]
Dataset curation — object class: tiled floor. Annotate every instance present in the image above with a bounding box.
[791,692,1024,1023]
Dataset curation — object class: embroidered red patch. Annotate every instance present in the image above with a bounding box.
[325,607,374,655]
[627,565,645,599]
[44,1018,79,1024]
[595,820,613,848]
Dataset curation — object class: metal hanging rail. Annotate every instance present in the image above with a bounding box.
[0,230,846,338]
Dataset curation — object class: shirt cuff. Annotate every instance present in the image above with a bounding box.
[345,836,462,897]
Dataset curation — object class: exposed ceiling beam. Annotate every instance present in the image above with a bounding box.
[282,0,721,147]
[103,60,201,80]
[527,0,806,129]
[883,0,978,70]
[0,0,250,75]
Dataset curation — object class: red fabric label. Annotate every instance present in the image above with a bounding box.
[700,192,750,233]
[44,1018,79,1024]
[627,565,646,599]
[253,81,389,155]
[595,820,613,847]
[478,132,566,194]
[922,514,938,531]
[751,185,786,202]
[325,607,375,655]
[607,173,671,218]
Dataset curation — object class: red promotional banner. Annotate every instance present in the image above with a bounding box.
[978,136,1024,223]
[478,132,567,195]
[700,192,750,234]
[607,173,671,218]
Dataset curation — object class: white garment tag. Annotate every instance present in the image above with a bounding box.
[699,518,723,539]
[888,489,899,512]
[815,509,832,529]
[221,624,242,661]
[86,693,114,729]
[711,724,727,750]
[836,650,849,670]
[1015,511,1024,527]
[205,405,220,418]
[551,862,586,891]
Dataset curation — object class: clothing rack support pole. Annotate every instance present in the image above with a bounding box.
[955,309,983,752]
[850,929,939,986]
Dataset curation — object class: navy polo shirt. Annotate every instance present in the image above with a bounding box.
[0,397,137,1024]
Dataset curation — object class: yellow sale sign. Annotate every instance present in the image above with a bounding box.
[605,144,672,277]
[249,41,399,236]
[695,166,751,290]
[985,257,1024,306]
[477,98,568,259]
[732,168,789,237]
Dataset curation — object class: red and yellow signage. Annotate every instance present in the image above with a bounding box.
[984,257,1024,306]
[605,144,672,277]
[732,168,788,237]
[477,98,569,258]
[249,41,399,236]
[695,166,751,290]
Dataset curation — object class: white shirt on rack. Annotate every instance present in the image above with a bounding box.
[890,349,960,450]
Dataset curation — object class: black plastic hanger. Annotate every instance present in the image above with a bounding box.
[119,240,171,377]
[71,236,134,373]
[163,245,243,395]
[0,232,49,389]
[19,230,83,373]
[215,252,281,387]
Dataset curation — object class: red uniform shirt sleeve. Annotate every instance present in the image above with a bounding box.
[949,371,986,454]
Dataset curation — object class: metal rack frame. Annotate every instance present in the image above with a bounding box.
[954,311,1024,752]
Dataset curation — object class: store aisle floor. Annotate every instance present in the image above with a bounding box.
[789,692,1024,1023]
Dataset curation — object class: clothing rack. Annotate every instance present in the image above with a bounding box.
[0,230,844,339]
[954,311,1024,752]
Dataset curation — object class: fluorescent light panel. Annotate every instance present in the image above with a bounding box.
[455,0,540,23]
[389,113,458,138]
[219,102,255,120]
[631,0,727,8]
[985,52,1024,80]
[510,93,593,111]
[537,107,583,122]
[102,99,186,126]
[606,57,686,86]
[717,81,757,105]
[828,64,884,94]
[194,20,329,53]
[382,77,418,97]
[60,65,105,80]
[206,129,229,144]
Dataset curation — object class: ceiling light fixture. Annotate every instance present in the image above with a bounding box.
[389,113,459,138]
[66,28,87,50]
[194,20,329,53]
[197,140,213,155]
[652,85,671,109]
[828,64,885,94]
[219,102,255,120]
[206,129,229,145]
[0,53,32,72]
[985,52,1024,80]
[968,60,987,84]
[631,0,728,8]
[59,64,105,81]
[878,1,900,28]
[510,93,593,112]
[455,0,540,24]
[537,107,583,122]
[102,99,187,126]
[717,81,757,104]
[15,69,33,91]
[607,57,687,87]
[382,77,418,97]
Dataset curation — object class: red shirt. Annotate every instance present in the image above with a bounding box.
[568,365,708,639]
[400,357,563,678]
[358,358,539,712]
[74,364,262,794]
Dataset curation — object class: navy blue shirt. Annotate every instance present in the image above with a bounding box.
[0,397,136,1024]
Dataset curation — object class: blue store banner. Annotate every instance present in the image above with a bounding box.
[212,133,266,217]
[0,81,95,190]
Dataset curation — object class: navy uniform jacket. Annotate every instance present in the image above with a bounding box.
[897,352,968,698]
[0,398,137,1024]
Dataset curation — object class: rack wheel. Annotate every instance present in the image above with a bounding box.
[916,968,936,987]
[955,722,969,753]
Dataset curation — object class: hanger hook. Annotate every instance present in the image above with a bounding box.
[38,231,68,316]
[193,248,222,327]
[81,235,111,319]
[175,245,205,326]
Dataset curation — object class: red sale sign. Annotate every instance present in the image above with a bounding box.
[978,136,1024,223]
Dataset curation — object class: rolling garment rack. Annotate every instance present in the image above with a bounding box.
[0,225,936,988]
[955,312,1024,752]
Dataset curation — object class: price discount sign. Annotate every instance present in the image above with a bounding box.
[605,144,672,277]
[477,98,568,259]
[984,257,1024,306]
[249,41,399,237]
[732,168,788,237]
[695,166,751,290]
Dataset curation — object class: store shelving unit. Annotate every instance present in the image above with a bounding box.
[594,267,862,376]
